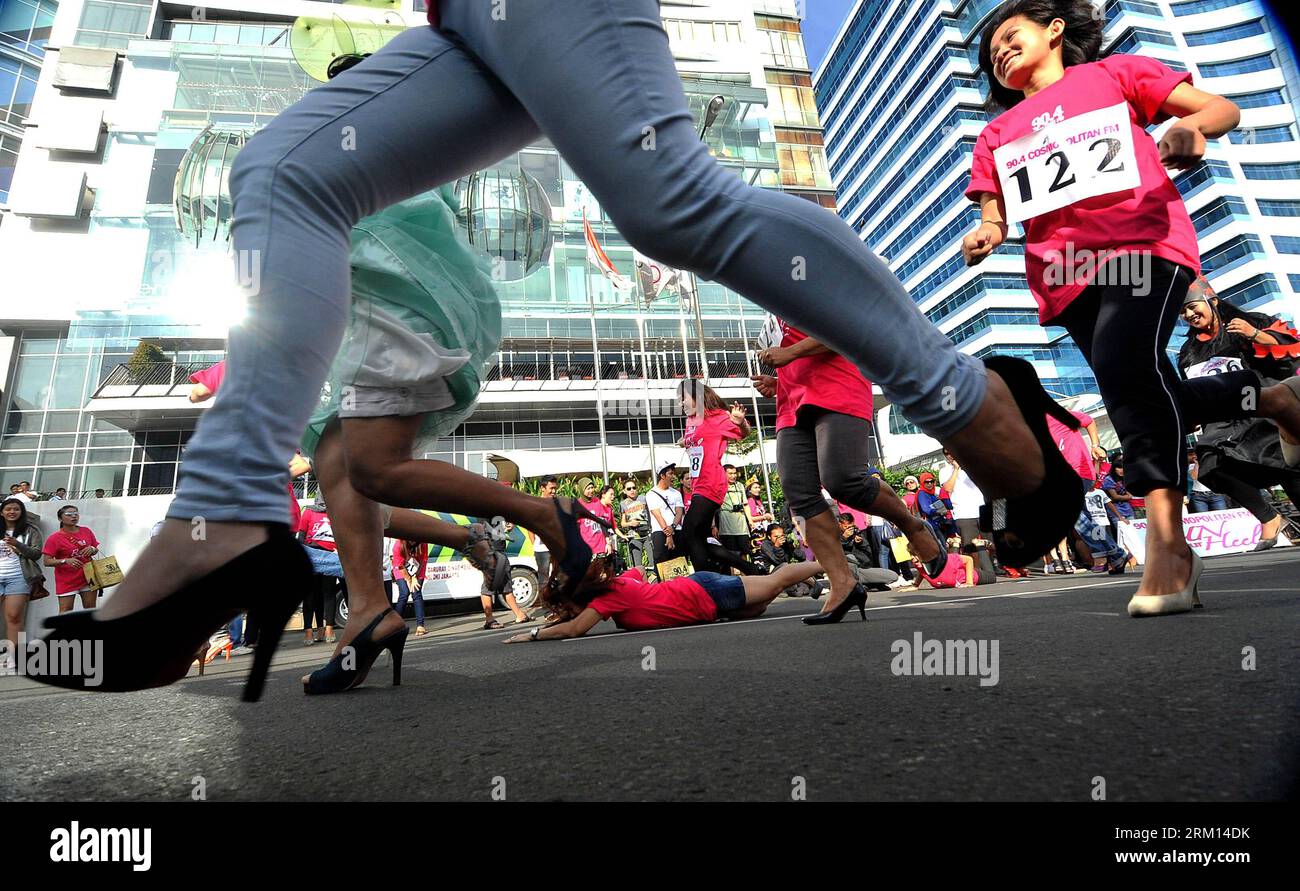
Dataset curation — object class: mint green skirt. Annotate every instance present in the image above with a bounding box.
[301,186,501,457]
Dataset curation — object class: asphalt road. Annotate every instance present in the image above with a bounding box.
[2,549,1297,802]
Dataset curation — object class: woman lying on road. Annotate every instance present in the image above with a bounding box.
[503,558,830,641]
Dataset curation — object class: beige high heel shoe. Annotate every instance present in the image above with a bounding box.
[1128,550,1203,617]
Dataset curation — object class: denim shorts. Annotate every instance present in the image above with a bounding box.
[690,571,746,616]
[303,544,345,578]
[0,573,32,596]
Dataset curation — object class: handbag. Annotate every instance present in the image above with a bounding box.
[83,554,125,589]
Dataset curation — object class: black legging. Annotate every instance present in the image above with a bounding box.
[303,575,340,630]
[1054,257,1261,496]
[681,496,759,575]
[1200,469,1300,525]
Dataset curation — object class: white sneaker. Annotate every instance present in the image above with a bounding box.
[1128,551,1203,617]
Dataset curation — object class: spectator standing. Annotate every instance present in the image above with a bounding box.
[1103,460,1144,566]
[717,465,751,559]
[392,538,429,636]
[1048,408,1128,574]
[41,505,101,613]
[619,480,651,573]
[297,502,340,646]
[532,475,558,583]
[1186,449,1226,514]
[646,462,685,568]
[744,480,773,533]
[1,498,45,669]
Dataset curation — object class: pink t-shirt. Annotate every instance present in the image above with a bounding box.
[579,498,613,555]
[189,360,226,393]
[298,510,336,551]
[1047,409,1095,480]
[967,55,1199,322]
[837,502,870,529]
[917,552,968,589]
[586,568,718,631]
[775,321,873,431]
[42,527,100,594]
[392,540,429,582]
[682,408,743,504]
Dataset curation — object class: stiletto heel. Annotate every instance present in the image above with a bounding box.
[32,526,311,699]
[978,356,1086,568]
[243,590,301,702]
[1127,550,1203,617]
[803,584,868,626]
[303,607,409,695]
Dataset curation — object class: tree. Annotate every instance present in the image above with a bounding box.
[127,341,167,383]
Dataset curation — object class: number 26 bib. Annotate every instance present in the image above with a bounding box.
[994,102,1142,225]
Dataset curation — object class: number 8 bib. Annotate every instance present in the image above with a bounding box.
[994,102,1143,225]
[687,445,704,479]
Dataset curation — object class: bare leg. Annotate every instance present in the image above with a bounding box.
[503,593,528,622]
[57,594,75,614]
[479,596,498,626]
[302,422,402,682]
[3,594,28,653]
[341,416,584,566]
[731,561,825,618]
[1134,488,1194,599]
[867,485,940,563]
[801,513,856,611]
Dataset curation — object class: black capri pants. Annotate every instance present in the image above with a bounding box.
[1054,257,1261,496]
[776,407,882,522]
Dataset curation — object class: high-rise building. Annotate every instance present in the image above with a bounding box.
[816,0,1300,463]
[0,0,58,206]
[0,0,838,497]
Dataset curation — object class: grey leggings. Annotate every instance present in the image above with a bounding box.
[168,1,985,522]
[777,408,882,523]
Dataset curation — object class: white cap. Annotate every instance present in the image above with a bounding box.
[655,460,677,478]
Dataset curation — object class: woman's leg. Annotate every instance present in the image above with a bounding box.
[409,581,425,629]
[2,593,28,652]
[681,497,756,575]
[776,420,857,607]
[733,562,826,618]
[393,578,411,621]
[57,594,75,614]
[79,589,98,609]
[1056,259,1204,599]
[438,0,1049,502]
[1200,469,1282,537]
[302,586,317,641]
[101,26,541,620]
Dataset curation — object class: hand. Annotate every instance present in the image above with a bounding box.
[2,536,17,549]
[503,632,532,644]
[751,374,777,398]
[65,557,84,569]
[729,402,748,424]
[1225,317,1258,340]
[961,222,1001,267]
[1090,444,1107,461]
[1158,125,1206,170]
[758,346,795,368]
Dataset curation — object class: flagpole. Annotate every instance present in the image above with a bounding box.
[584,220,611,485]
[635,307,657,480]
[736,297,774,515]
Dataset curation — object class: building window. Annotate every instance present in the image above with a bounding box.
[1229,125,1295,144]
[1170,0,1253,14]
[1258,199,1300,217]
[1226,88,1286,109]
[0,131,19,202]
[0,0,57,57]
[1197,52,1274,78]
[1217,273,1279,306]
[74,0,152,50]
[1272,235,1300,254]
[1183,19,1266,47]
[0,55,39,126]
[1240,161,1300,180]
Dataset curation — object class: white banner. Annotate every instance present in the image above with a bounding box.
[1125,508,1292,562]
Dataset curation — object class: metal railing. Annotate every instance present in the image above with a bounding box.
[92,362,210,398]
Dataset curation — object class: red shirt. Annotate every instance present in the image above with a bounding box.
[682,408,742,504]
[298,509,336,551]
[579,498,613,555]
[43,527,100,594]
[917,552,968,589]
[427,2,439,27]
[392,540,429,582]
[1047,409,1096,480]
[587,569,719,631]
[774,321,872,431]
[967,55,1198,322]
[903,492,919,514]
[188,360,226,393]
[287,486,301,529]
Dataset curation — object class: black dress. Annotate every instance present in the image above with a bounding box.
[1177,309,1300,488]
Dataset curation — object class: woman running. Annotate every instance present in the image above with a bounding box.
[963,0,1300,615]
[36,1,1086,695]
[502,557,830,641]
[676,382,759,576]
[1177,275,1300,548]
[754,320,946,624]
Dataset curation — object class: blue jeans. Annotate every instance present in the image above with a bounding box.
[1076,480,1125,561]
[166,0,986,522]
[1187,491,1227,513]
[393,578,424,625]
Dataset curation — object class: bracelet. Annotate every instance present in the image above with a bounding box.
[529,627,541,641]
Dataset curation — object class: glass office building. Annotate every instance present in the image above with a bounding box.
[0,0,57,204]
[816,0,1300,448]
[0,0,838,495]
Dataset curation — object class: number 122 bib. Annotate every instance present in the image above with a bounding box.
[994,102,1142,225]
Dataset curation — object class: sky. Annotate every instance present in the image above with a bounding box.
[800,0,860,73]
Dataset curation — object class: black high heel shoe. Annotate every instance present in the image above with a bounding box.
[977,356,1087,569]
[33,525,310,701]
[303,607,407,695]
[803,583,868,625]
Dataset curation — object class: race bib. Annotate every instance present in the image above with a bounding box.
[405,557,420,577]
[687,445,704,479]
[757,314,783,352]
[994,102,1142,225]
[1185,356,1245,379]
